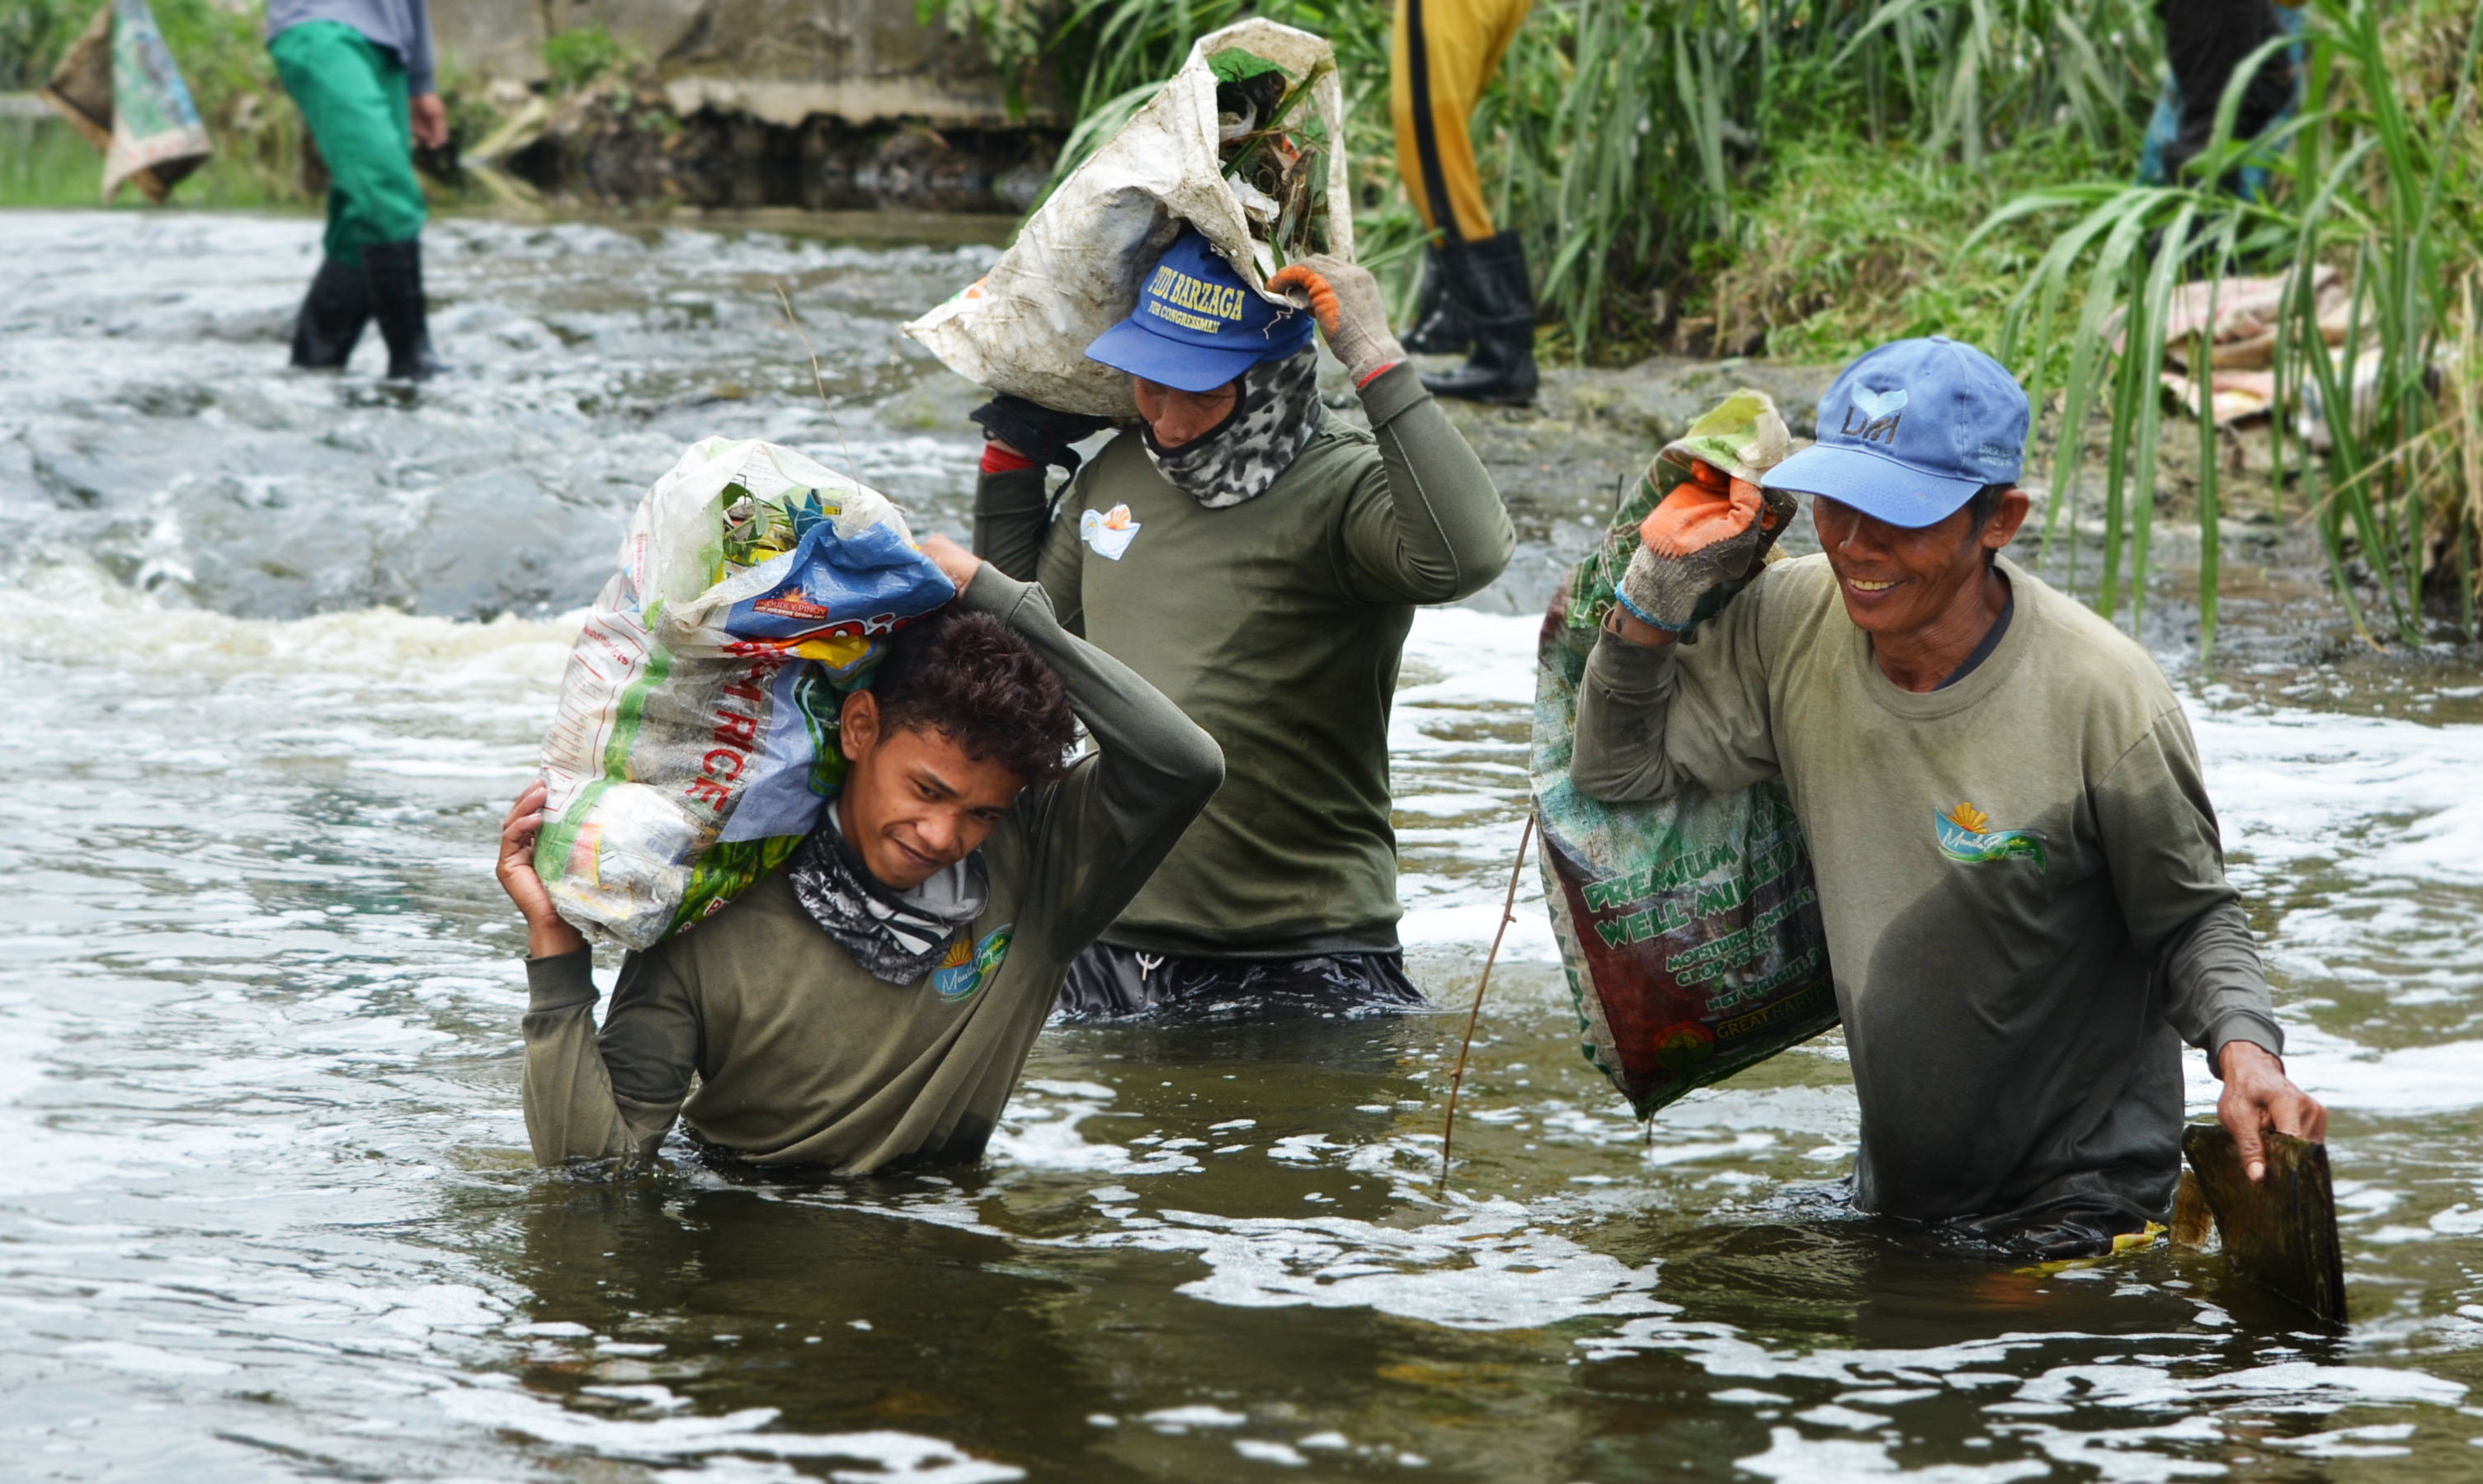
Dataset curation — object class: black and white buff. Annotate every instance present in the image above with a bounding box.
[787,805,989,985]
[1141,346,1322,509]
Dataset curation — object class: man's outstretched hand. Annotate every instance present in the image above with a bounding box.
[411,92,449,152]
[2218,1040,2327,1183]
[498,782,588,960]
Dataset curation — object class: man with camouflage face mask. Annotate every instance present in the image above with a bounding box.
[971,227,1515,1018]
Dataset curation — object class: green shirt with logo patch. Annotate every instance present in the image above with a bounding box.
[517,570,1223,1174]
[1568,553,2283,1232]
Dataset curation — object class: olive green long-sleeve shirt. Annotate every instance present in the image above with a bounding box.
[974,362,1514,959]
[1568,554,2282,1232]
[519,570,1223,1173]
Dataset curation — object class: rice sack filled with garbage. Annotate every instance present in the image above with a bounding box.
[1531,391,1839,1119]
[534,437,956,949]
[902,17,1353,419]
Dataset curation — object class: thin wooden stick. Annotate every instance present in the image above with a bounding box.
[775,282,861,492]
[1439,810,1534,1196]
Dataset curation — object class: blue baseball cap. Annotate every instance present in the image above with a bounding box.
[1761,337,2029,528]
[1084,228,1315,393]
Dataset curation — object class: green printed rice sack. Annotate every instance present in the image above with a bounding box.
[1530,391,1840,1119]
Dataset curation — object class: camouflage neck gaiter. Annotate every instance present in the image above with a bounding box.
[787,803,988,986]
[1140,346,1322,510]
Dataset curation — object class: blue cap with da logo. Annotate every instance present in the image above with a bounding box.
[1084,227,1315,393]
[1761,337,2029,529]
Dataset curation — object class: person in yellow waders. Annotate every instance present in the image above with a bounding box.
[1392,0,1537,405]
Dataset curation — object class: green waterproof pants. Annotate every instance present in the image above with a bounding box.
[269,21,426,269]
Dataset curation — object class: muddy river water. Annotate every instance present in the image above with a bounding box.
[2,208,2481,1482]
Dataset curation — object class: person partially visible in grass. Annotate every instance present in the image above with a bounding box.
[1570,336,2327,1260]
[266,0,449,379]
[2141,0,2303,196]
[1389,0,1540,405]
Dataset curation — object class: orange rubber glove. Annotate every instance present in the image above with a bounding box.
[1639,470,1764,558]
[1616,459,1789,634]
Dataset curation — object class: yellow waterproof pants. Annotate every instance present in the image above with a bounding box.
[1391,0,1534,242]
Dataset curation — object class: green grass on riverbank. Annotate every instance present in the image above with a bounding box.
[947,0,2483,637]
[0,112,315,208]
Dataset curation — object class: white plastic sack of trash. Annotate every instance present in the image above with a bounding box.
[902,16,1354,420]
[40,0,214,204]
[533,437,957,949]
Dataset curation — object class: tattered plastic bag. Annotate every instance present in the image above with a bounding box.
[902,18,1353,420]
[534,439,956,949]
[1531,391,1839,1119]
[40,0,213,204]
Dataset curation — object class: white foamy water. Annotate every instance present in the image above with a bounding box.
[3,210,2481,1482]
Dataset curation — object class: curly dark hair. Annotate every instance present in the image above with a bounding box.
[869,608,1077,785]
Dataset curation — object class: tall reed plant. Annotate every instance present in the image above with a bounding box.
[940,0,2165,353]
[1982,0,2483,652]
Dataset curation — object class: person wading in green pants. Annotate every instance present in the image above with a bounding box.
[266,0,448,379]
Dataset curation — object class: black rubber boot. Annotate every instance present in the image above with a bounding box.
[1419,231,1538,407]
[290,257,371,370]
[1401,241,1471,354]
[363,238,446,382]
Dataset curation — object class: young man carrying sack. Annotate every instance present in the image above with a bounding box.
[1569,337,2326,1258]
[971,229,1515,1019]
[497,537,1224,1173]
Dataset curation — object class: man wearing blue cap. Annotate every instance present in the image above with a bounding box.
[1567,337,2326,1259]
[972,228,1514,1015]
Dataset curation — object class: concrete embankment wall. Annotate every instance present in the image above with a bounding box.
[431,0,1060,210]
[432,0,1053,127]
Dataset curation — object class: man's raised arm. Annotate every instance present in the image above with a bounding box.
[1571,580,1781,803]
[1262,257,1515,606]
[969,395,1111,582]
[1337,361,1515,605]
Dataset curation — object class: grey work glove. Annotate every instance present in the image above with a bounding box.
[1269,254,1406,385]
[1615,467,1800,635]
